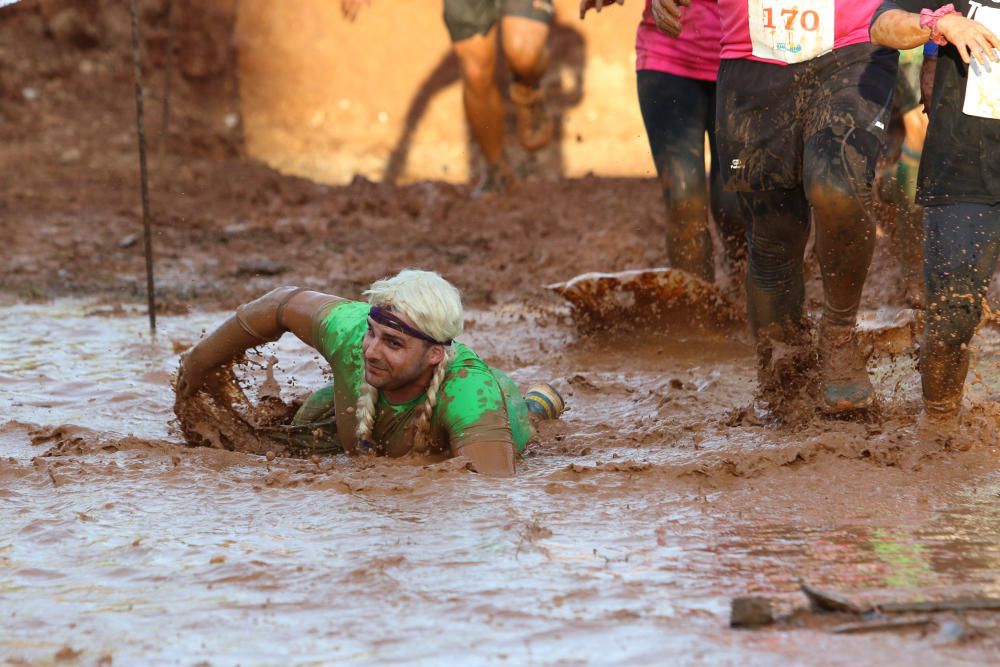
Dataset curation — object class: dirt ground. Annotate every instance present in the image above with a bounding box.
[3,2,1000,666]
[0,0,921,313]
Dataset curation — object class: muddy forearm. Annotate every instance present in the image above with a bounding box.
[870,9,931,50]
[177,286,303,396]
[456,441,516,477]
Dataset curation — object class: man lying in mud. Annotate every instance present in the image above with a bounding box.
[176,269,558,476]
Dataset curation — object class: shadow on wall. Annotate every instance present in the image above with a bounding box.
[382,20,586,185]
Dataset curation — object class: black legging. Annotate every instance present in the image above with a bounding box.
[737,124,882,334]
[922,202,1000,407]
[637,70,744,282]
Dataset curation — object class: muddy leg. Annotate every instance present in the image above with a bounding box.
[888,106,928,307]
[708,114,747,282]
[637,70,719,282]
[738,187,810,335]
[922,203,1000,418]
[453,28,509,177]
[804,126,880,411]
[501,16,553,152]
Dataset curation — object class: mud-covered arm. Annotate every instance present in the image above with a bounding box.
[455,441,516,477]
[176,287,341,398]
[870,5,939,50]
[651,0,689,37]
[579,0,624,20]
[872,4,1000,66]
[439,364,518,477]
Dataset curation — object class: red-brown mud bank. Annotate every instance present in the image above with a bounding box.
[2,303,1000,664]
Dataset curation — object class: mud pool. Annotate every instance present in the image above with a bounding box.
[2,301,1000,665]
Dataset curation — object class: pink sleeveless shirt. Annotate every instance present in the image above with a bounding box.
[636,0,723,82]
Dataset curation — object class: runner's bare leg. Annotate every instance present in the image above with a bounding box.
[453,27,505,166]
[502,15,553,151]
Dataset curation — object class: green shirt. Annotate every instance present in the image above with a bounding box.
[306,300,532,457]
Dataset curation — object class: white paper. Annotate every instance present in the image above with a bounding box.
[964,6,1000,119]
[748,0,835,64]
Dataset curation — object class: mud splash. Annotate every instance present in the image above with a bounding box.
[547,267,745,334]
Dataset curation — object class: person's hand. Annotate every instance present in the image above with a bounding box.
[937,14,1000,67]
[651,0,690,37]
[341,0,370,22]
[579,0,624,20]
[175,348,211,400]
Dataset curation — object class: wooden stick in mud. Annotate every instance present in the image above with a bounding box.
[878,598,1000,613]
[801,581,1000,615]
[799,581,867,614]
[831,616,932,634]
[129,0,157,334]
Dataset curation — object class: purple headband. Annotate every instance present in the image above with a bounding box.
[369,305,452,346]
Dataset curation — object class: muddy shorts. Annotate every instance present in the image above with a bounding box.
[716,43,897,192]
[443,0,554,43]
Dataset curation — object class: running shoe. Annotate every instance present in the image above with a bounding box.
[510,82,554,152]
[818,322,874,413]
[471,162,512,198]
[922,396,962,422]
[524,383,565,420]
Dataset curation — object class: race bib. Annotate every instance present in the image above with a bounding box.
[748,0,835,64]
[963,6,1000,120]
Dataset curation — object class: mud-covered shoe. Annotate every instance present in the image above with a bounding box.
[524,383,565,420]
[471,162,513,199]
[922,396,962,423]
[818,322,874,413]
[510,82,554,152]
[753,322,818,422]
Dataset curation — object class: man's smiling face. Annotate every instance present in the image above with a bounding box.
[362,314,443,393]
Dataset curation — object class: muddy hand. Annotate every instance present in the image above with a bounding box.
[651,0,689,36]
[176,348,210,399]
[340,0,371,22]
[937,14,1000,67]
[579,0,624,20]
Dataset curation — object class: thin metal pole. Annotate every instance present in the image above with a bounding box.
[129,0,157,334]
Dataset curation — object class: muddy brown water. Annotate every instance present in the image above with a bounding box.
[3,300,1000,665]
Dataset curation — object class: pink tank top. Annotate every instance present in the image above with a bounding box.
[718,0,881,64]
[636,0,723,82]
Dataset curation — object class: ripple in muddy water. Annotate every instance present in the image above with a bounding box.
[2,300,1000,664]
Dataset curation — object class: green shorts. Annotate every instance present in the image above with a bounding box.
[443,0,553,43]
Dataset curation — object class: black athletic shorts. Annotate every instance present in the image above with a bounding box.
[716,43,897,192]
[443,0,554,43]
